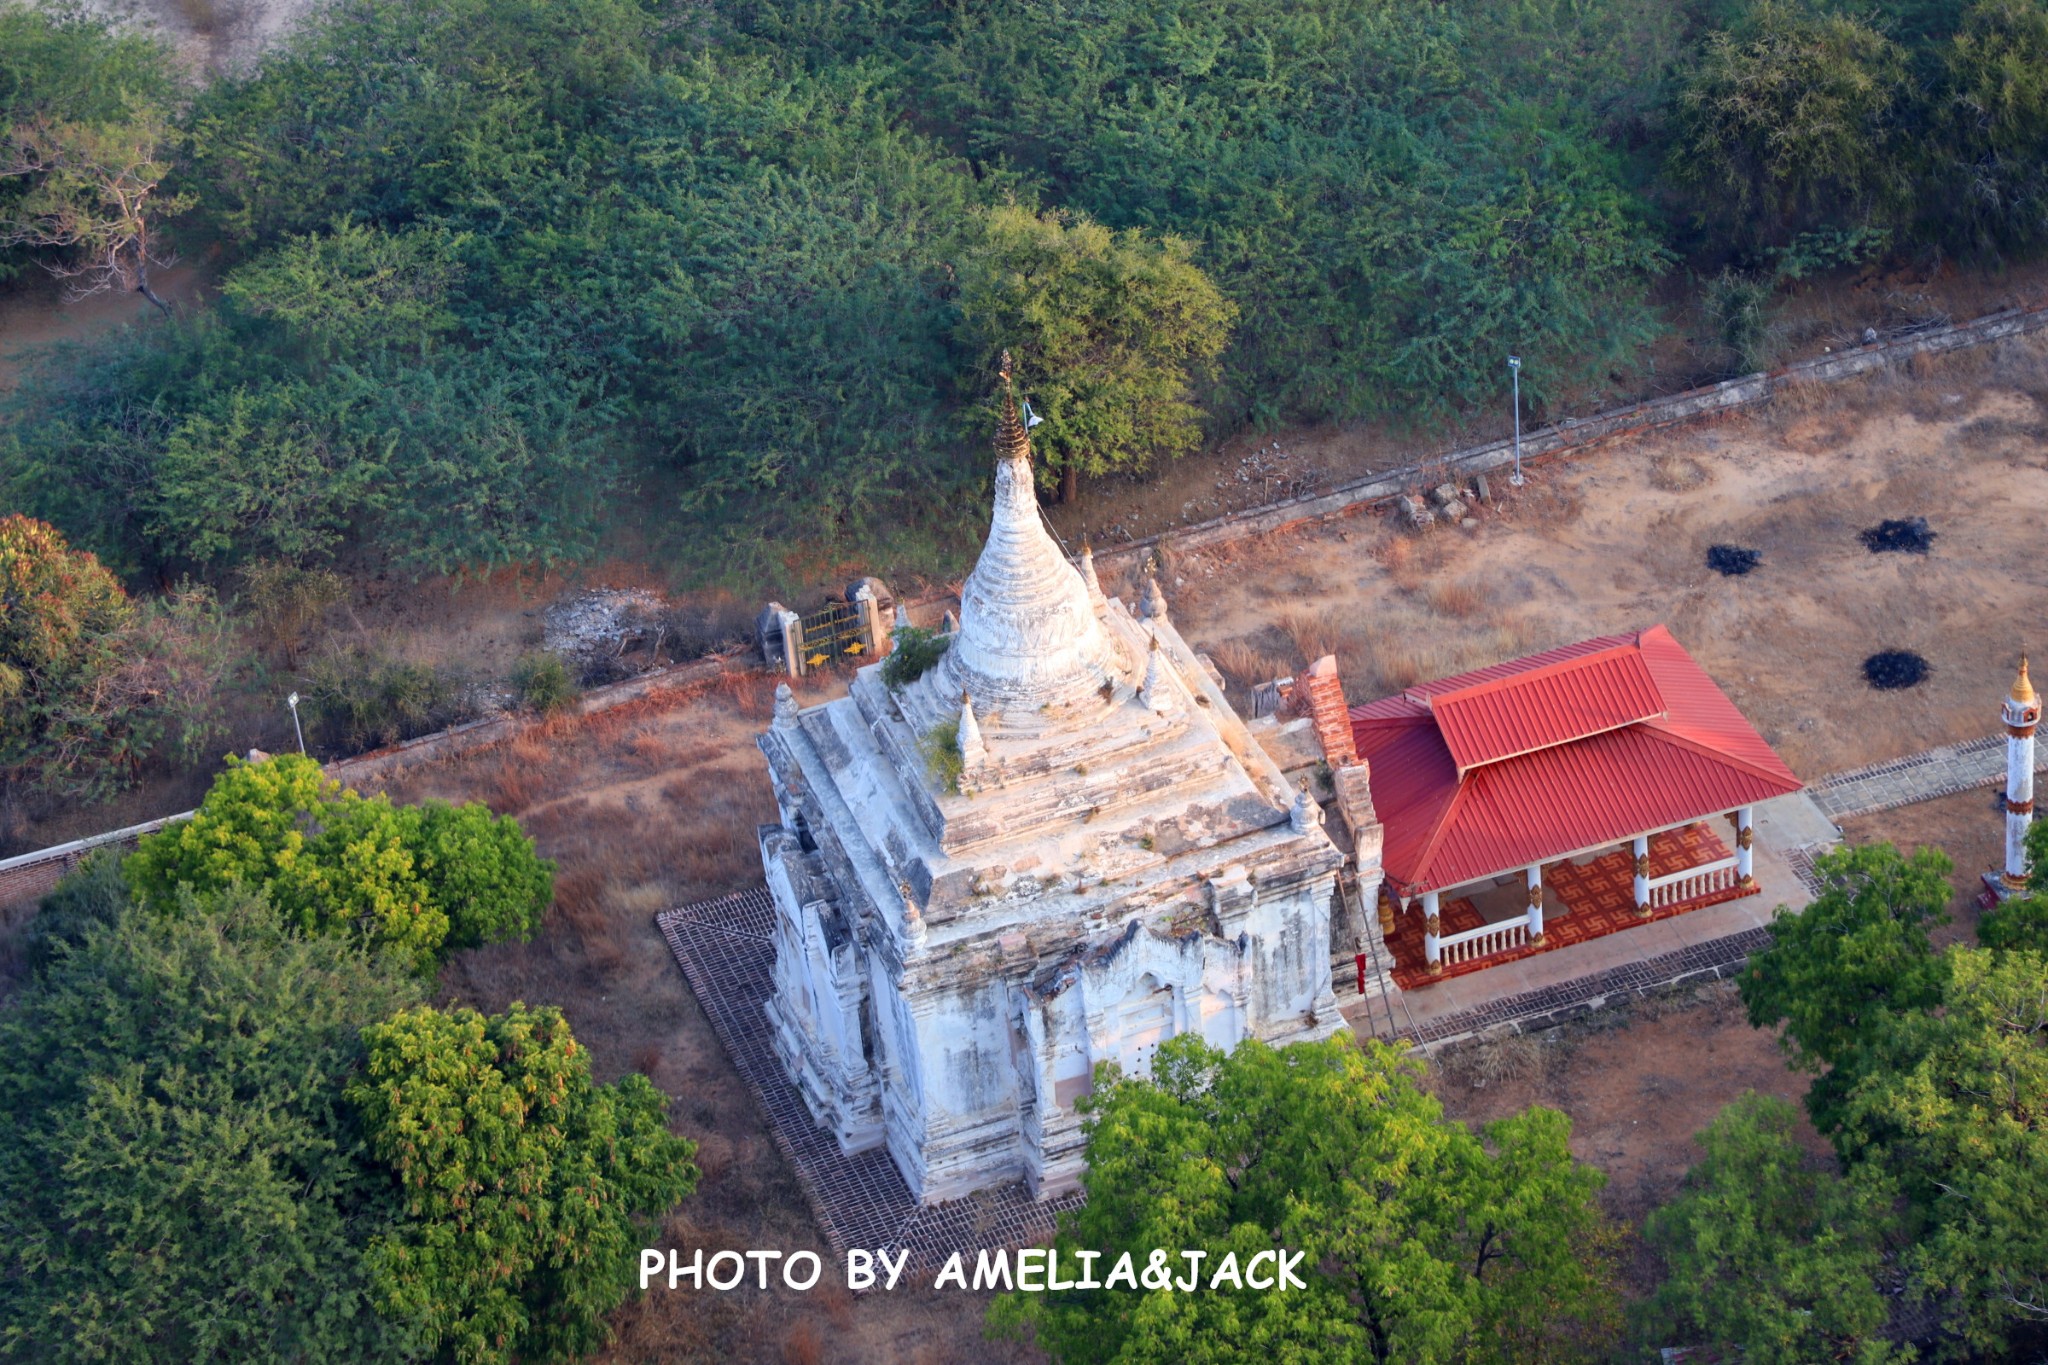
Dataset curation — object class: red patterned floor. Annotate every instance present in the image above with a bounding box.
[1385,823,1754,990]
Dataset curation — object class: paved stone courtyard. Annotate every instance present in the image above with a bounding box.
[657,890,1081,1272]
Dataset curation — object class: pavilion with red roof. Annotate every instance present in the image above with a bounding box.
[1345,625,1803,983]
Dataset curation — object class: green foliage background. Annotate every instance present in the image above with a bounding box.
[6,0,2042,590]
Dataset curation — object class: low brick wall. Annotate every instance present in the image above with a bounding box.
[0,650,752,914]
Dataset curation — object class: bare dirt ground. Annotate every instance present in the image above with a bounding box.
[1155,333,2048,780]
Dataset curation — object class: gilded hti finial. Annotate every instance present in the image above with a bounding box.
[2014,654,2036,706]
[995,349,1032,464]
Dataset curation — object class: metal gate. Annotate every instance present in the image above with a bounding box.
[794,600,872,673]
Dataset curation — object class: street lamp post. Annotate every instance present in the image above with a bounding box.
[286,692,305,755]
[1507,355,1524,487]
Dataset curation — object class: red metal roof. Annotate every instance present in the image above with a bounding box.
[1420,642,1666,773]
[1351,626,1803,895]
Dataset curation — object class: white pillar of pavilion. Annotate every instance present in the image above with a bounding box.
[1524,864,1545,942]
[1422,891,1442,974]
[1735,806,1757,891]
[1632,834,1651,915]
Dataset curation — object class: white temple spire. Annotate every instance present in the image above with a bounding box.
[927,350,1125,715]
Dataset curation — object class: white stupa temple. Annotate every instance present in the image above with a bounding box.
[754,357,1349,1203]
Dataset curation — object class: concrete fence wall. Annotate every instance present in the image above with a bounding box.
[0,651,750,914]
[1094,302,2048,574]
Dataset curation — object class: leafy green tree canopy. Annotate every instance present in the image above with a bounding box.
[0,0,188,306]
[0,884,424,1365]
[126,753,552,973]
[992,1034,1619,1364]
[1738,841,1952,1137]
[1979,818,2048,953]
[1839,947,2048,1355]
[1641,1091,1903,1364]
[957,205,1234,502]
[348,1003,700,1365]
[1673,0,1908,251]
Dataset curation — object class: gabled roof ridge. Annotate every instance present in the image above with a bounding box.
[1400,631,1639,703]
[1410,636,1648,710]
[1402,774,1470,890]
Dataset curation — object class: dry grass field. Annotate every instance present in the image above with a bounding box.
[1151,333,2048,780]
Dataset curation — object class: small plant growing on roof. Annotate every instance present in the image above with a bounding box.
[921,716,965,793]
[882,626,949,689]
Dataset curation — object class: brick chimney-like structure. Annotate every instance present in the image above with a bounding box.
[1299,655,1357,769]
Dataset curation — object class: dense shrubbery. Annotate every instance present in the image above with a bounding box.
[0,514,230,806]
[8,0,2042,589]
[1652,832,2048,1361]
[0,887,696,1365]
[995,1033,1620,1363]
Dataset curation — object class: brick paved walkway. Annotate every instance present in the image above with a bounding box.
[1360,926,1773,1047]
[1809,733,2043,820]
[657,891,1078,1272]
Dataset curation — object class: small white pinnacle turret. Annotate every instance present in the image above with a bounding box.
[1290,788,1322,834]
[773,682,800,729]
[1078,541,1104,602]
[1142,636,1174,714]
[957,692,987,768]
[1141,572,1169,623]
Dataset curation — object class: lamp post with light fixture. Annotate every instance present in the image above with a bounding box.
[1508,355,1524,487]
[286,692,305,755]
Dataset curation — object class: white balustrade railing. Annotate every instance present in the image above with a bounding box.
[1436,918,1530,967]
[1644,856,1740,909]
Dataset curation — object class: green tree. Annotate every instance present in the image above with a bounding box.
[348,1003,700,1365]
[991,1034,1619,1364]
[0,1,187,307]
[1672,2,1908,251]
[1938,0,2048,250]
[1641,1092,1902,1364]
[1738,841,1953,1139]
[1977,819,2048,953]
[126,753,552,973]
[1841,947,2048,1355]
[957,205,1235,504]
[0,885,424,1365]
